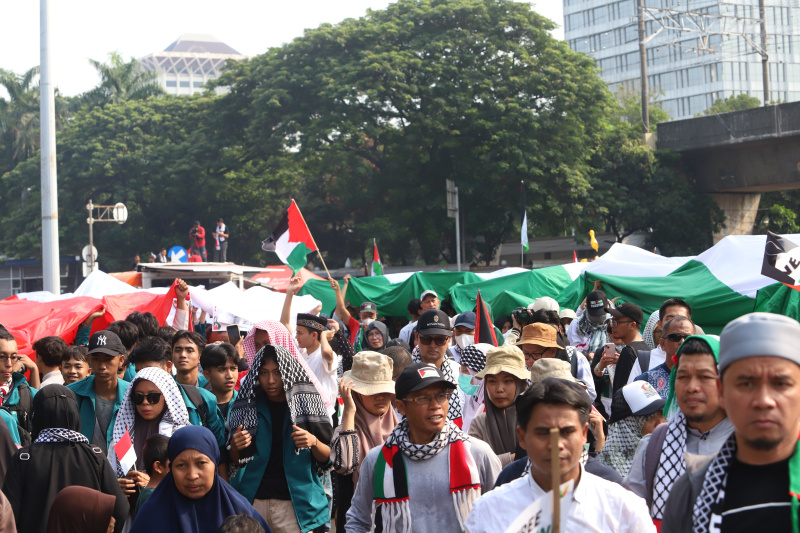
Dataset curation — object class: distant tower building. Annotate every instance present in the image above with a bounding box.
[563,1,800,119]
[138,34,246,96]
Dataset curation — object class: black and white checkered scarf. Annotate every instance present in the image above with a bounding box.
[411,347,463,423]
[652,411,687,519]
[228,344,330,466]
[34,428,88,444]
[597,415,648,477]
[692,431,737,533]
[387,418,452,461]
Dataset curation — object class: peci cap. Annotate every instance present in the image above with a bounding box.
[454,312,476,329]
[417,310,453,337]
[343,352,395,396]
[622,380,665,416]
[607,302,643,325]
[586,291,609,317]
[87,330,127,357]
[420,290,438,301]
[296,313,326,332]
[475,344,529,380]
[395,362,456,400]
[359,302,378,314]
[529,358,582,385]
[514,323,561,349]
[532,297,560,313]
[719,312,800,374]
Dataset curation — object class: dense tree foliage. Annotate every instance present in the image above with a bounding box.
[702,94,761,116]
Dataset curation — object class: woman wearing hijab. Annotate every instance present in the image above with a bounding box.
[2,384,129,533]
[131,425,269,533]
[468,345,530,467]
[364,321,389,351]
[459,343,492,433]
[330,351,398,531]
[228,344,333,533]
[109,367,190,492]
[47,486,116,533]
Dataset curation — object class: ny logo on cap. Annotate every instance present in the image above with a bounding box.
[97,335,107,346]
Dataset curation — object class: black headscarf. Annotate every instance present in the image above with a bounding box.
[31,385,81,439]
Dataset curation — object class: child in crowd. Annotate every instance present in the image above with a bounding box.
[135,434,170,515]
[200,343,239,424]
[60,346,91,385]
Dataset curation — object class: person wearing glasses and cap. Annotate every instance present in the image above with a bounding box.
[346,363,501,533]
[414,309,464,426]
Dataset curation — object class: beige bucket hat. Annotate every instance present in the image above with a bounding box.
[343,351,396,396]
[529,358,582,384]
[475,344,529,381]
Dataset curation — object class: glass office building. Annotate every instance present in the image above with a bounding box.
[138,34,246,96]
[563,0,800,119]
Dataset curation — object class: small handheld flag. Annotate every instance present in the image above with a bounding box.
[262,200,319,275]
[474,290,498,346]
[371,239,383,276]
[573,251,577,263]
[520,181,529,253]
[112,427,137,475]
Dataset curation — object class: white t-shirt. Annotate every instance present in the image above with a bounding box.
[300,345,340,417]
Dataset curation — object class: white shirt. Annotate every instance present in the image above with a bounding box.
[399,320,417,343]
[300,345,340,417]
[627,345,667,384]
[39,370,64,388]
[465,466,655,533]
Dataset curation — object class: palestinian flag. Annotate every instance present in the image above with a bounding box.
[262,200,318,275]
[474,290,498,346]
[371,239,383,276]
[762,231,800,290]
[520,181,529,253]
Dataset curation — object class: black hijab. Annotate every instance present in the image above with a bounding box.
[31,385,81,439]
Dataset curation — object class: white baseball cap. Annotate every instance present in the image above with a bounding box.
[530,296,560,313]
[559,309,577,320]
[622,381,666,416]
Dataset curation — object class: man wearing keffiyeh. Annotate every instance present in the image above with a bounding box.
[662,313,800,533]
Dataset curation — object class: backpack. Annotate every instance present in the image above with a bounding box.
[1,381,33,447]
[644,422,670,509]
[637,350,652,375]
[182,385,209,427]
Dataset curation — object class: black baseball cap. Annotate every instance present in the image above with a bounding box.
[359,302,377,314]
[87,330,127,357]
[586,291,609,317]
[417,309,452,336]
[395,363,456,400]
[607,302,644,325]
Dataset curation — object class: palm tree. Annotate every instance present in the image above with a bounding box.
[88,52,164,105]
[0,67,42,166]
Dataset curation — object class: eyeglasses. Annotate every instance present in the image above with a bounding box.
[522,350,547,359]
[418,335,449,346]
[0,355,19,364]
[132,392,162,405]
[610,319,634,327]
[664,333,692,342]
[405,392,452,405]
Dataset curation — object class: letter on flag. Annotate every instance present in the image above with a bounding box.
[762,231,800,290]
[262,200,319,275]
[112,427,137,474]
[371,239,383,276]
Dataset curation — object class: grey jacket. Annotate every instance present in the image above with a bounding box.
[660,453,715,533]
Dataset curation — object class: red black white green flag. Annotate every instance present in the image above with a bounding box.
[474,290,498,346]
[262,200,318,274]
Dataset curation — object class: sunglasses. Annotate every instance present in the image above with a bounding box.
[664,333,692,343]
[418,335,449,346]
[133,392,162,405]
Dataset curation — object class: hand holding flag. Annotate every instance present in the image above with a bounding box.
[111,427,137,475]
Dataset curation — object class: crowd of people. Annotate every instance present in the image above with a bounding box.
[0,274,795,533]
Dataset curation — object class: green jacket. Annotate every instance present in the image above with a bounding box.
[67,376,129,448]
[177,384,226,447]
[0,373,37,445]
[231,397,330,532]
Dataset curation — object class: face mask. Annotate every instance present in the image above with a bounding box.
[458,373,480,396]
[361,318,375,328]
[455,334,475,350]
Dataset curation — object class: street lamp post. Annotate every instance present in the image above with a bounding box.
[86,200,128,273]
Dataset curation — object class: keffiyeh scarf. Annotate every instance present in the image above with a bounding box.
[575,314,609,354]
[642,310,660,349]
[651,411,687,519]
[693,433,800,533]
[228,344,331,467]
[0,377,12,405]
[242,320,332,411]
[596,415,648,477]
[34,428,88,444]
[110,367,190,477]
[373,419,480,533]
[411,348,463,425]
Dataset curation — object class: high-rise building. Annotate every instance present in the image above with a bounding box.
[563,0,800,119]
[138,34,246,96]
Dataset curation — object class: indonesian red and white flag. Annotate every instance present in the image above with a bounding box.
[112,427,137,474]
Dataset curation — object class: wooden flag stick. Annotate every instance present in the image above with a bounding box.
[550,427,561,533]
[315,249,332,279]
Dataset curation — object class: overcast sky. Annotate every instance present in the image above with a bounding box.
[0,1,564,98]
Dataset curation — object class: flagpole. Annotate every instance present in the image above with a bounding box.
[551,428,561,533]
[291,199,332,279]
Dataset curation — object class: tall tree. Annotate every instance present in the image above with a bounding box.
[86,52,164,106]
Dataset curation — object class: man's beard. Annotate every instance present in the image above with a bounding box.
[744,435,784,451]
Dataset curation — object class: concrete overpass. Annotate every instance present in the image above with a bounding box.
[656,101,800,238]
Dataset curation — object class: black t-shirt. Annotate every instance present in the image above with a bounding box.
[714,455,793,532]
[217,401,230,421]
[255,400,292,501]
[612,340,650,393]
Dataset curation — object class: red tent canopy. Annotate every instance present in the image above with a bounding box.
[251,266,325,293]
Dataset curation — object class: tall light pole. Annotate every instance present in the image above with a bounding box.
[637,0,649,133]
[759,0,770,104]
[40,0,60,293]
[86,201,128,274]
